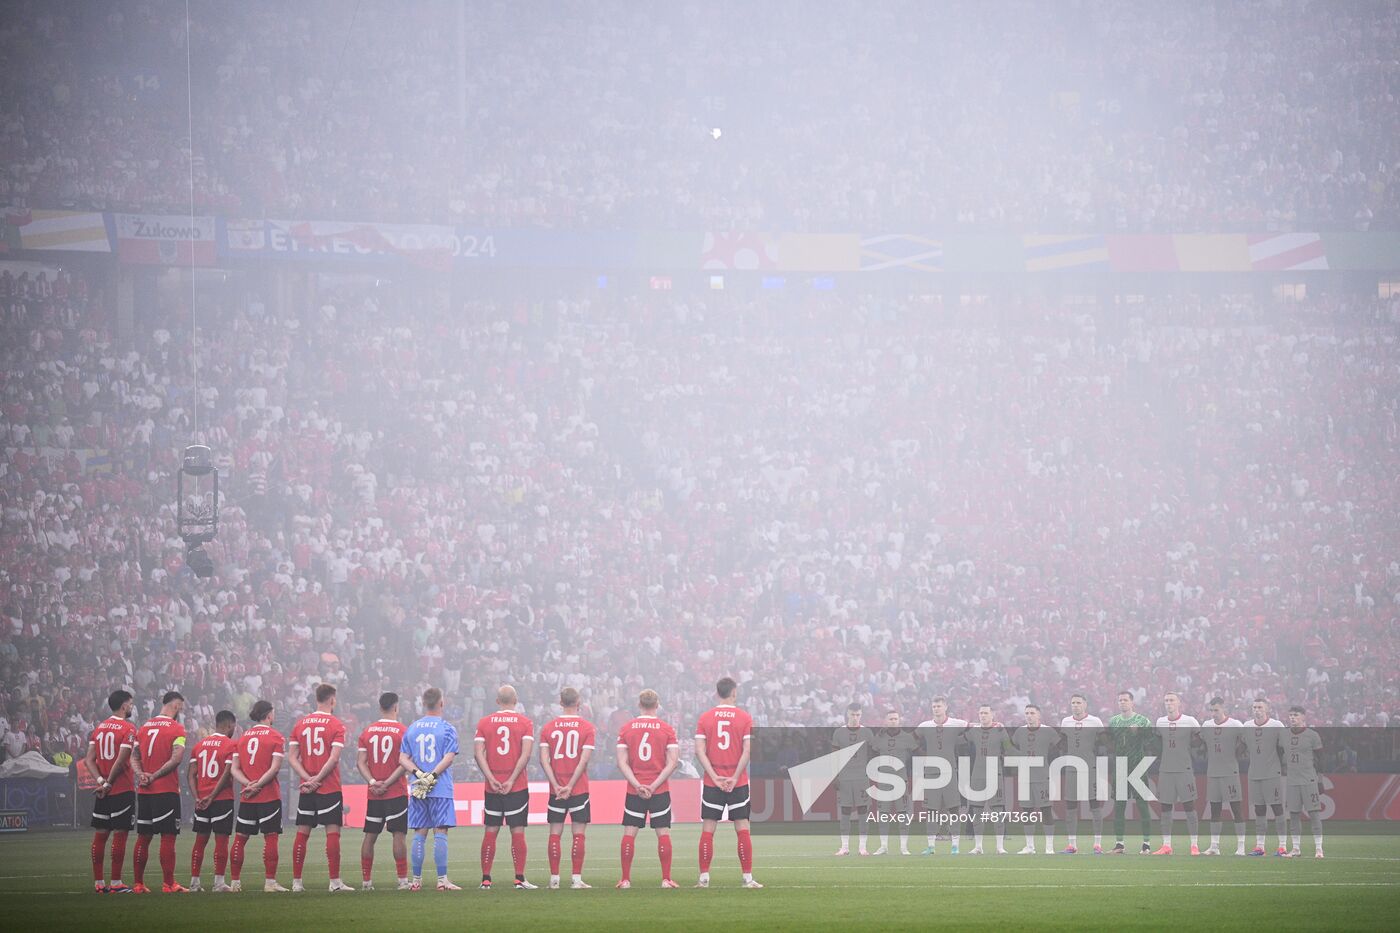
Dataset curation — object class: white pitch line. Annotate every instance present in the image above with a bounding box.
[769,881,1400,889]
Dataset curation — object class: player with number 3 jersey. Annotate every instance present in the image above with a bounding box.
[473,684,536,889]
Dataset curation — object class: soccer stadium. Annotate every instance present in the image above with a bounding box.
[1,1,1398,930]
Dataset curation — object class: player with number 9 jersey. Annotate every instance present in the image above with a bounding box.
[235,719,286,805]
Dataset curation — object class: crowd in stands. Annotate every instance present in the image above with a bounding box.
[1,0,1397,231]
[1,263,1397,786]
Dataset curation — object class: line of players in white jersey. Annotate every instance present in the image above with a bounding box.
[830,691,1327,860]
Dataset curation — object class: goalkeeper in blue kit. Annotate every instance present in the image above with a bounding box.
[398,687,461,891]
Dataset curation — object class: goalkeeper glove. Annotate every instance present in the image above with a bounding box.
[411,770,438,799]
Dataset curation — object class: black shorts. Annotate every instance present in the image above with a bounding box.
[136,792,181,836]
[364,795,409,835]
[91,790,136,831]
[546,793,591,825]
[701,783,751,822]
[193,799,236,836]
[622,791,672,829]
[235,799,283,836]
[483,789,530,828]
[295,791,344,828]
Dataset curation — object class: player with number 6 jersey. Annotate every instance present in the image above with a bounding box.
[693,677,760,888]
[540,686,597,889]
[473,684,536,889]
[615,689,681,889]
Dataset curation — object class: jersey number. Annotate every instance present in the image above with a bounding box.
[715,721,731,751]
[370,734,395,763]
[496,725,511,756]
[197,747,221,779]
[417,734,437,763]
[146,729,160,758]
[637,733,653,762]
[550,729,580,760]
[246,737,260,764]
[300,726,326,757]
[97,731,117,761]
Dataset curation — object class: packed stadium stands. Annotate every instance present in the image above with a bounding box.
[2,0,1398,230]
[2,263,1397,782]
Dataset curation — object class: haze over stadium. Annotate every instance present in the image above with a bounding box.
[1,0,1398,929]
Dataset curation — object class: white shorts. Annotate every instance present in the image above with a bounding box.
[1286,782,1321,814]
[1207,775,1242,805]
[1155,772,1197,805]
[1248,777,1284,809]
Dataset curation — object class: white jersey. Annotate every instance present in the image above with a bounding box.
[1059,715,1105,761]
[916,717,968,770]
[1155,714,1200,773]
[1244,718,1286,780]
[1201,717,1244,778]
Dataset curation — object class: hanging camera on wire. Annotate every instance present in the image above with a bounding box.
[178,444,219,578]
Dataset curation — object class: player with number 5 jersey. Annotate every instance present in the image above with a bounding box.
[473,685,536,889]
[693,677,760,889]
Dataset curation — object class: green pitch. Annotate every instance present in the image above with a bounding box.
[2,826,1398,931]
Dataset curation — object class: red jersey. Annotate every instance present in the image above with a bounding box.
[88,715,137,794]
[234,723,285,804]
[357,719,409,798]
[135,716,187,795]
[290,711,348,793]
[474,709,535,793]
[540,716,597,793]
[617,716,679,794]
[191,733,236,801]
[694,705,753,788]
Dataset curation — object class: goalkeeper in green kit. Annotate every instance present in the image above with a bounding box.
[1109,690,1154,854]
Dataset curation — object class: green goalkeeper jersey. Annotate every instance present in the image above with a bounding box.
[1108,712,1154,764]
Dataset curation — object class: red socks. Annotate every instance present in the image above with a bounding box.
[263,834,279,879]
[214,835,229,876]
[699,830,714,873]
[133,835,150,886]
[110,831,128,883]
[548,834,562,875]
[91,831,109,882]
[160,834,176,887]
[620,835,635,882]
[395,854,408,879]
[658,835,673,881]
[327,833,341,879]
[511,832,527,879]
[231,835,247,881]
[571,834,586,875]
[738,829,753,873]
[362,854,374,884]
[192,834,209,878]
[292,831,309,880]
[480,830,497,878]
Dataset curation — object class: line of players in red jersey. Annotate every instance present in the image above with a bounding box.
[82,677,761,893]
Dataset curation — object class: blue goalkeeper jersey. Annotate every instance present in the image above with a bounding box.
[404,716,459,798]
